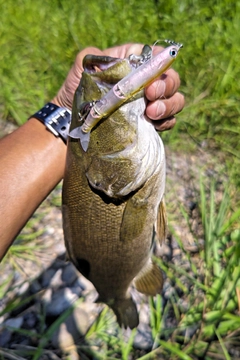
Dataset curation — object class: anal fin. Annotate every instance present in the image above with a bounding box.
[134,260,164,296]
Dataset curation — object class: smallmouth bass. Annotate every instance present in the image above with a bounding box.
[62,42,182,328]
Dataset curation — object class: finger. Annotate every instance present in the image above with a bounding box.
[75,47,104,74]
[146,92,185,120]
[112,44,162,59]
[145,68,181,101]
[150,117,177,132]
[103,43,142,59]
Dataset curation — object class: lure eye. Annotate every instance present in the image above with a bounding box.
[169,48,178,58]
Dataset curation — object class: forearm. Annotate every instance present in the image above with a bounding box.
[0,117,66,260]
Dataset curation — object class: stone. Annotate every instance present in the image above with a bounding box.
[0,328,12,347]
[23,311,38,329]
[139,303,150,325]
[62,263,78,285]
[5,317,24,329]
[41,268,56,288]
[172,248,182,258]
[155,243,172,260]
[134,323,153,350]
[177,299,189,313]
[30,279,42,293]
[77,274,95,292]
[49,268,63,288]
[43,288,80,316]
[17,282,29,296]
[51,306,91,349]
[0,317,24,347]
[162,281,176,300]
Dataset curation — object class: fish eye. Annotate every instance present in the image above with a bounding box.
[169,48,178,58]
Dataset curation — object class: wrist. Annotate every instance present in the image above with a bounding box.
[30,102,72,144]
[51,96,62,108]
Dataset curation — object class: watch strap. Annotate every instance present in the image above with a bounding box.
[31,103,71,144]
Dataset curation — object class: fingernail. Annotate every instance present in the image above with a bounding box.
[156,101,166,118]
[157,80,166,98]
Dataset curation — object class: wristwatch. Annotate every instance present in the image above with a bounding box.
[31,102,72,144]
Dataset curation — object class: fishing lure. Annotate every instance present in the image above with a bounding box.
[69,40,183,151]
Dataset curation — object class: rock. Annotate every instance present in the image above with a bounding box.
[172,248,182,258]
[0,316,24,347]
[17,282,29,296]
[134,323,153,350]
[50,268,63,288]
[65,350,80,360]
[41,288,52,304]
[51,305,92,349]
[77,274,95,292]
[0,328,12,347]
[83,288,98,303]
[62,263,78,285]
[77,302,100,326]
[177,299,189,313]
[5,316,24,329]
[184,324,199,339]
[30,279,42,293]
[41,268,57,288]
[139,303,150,325]
[54,241,66,256]
[155,242,172,260]
[23,311,38,329]
[43,287,81,316]
[163,281,176,300]
[184,244,199,253]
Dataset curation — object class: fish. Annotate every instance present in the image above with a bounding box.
[62,41,182,329]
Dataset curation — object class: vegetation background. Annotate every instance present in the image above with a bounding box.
[0,0,239,359]
[0,0,239,182]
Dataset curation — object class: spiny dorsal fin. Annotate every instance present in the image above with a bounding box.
[155,198,167,245]
[134,260,163,296]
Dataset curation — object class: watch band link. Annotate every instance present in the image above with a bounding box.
[31,103,72,144]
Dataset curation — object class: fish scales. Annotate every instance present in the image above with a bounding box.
[63,42,182,328]
[63,104,164,293]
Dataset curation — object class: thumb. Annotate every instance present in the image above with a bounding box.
[53,47,103,109]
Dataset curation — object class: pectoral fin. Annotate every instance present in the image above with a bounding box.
[155,198,167,245]
[134,260,164,296]
[120,196,149,242]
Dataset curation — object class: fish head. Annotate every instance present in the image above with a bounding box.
[70,46,152,134]
[69,46,163,198]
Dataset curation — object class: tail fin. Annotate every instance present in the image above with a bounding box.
[110,297,139,329]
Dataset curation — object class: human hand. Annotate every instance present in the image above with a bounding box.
[52,44,185,132]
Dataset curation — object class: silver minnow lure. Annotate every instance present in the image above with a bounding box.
[69,40,183,151]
